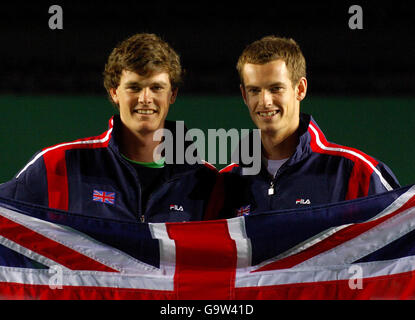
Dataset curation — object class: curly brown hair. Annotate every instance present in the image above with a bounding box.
[103,33,183,104]
[237,36,306,87]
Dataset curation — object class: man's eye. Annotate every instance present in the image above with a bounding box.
[127,86,140,92]
[271,87,283,93]
[248,88,260,94]
[152,85,163,91]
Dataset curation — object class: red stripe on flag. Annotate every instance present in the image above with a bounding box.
[0,215,117,272]
[166,220,237,299]
[0,282,175,300]
[235,269,415,300]
[255,194,415,272]
[1,269,414,300]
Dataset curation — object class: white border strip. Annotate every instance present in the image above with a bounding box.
[252,224,352,271]
[235,254,415,288]
[227,217,251,270]
[309,123,392,191]
[254,185,415,271]
[296,195,415,268]
[366,185,415,221]
[0,205,158,274]
[0,235,69,270]
[0,266,174,291]
[148,223,177,278]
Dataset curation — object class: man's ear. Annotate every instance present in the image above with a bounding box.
[109,88,119,105]
[296,77,307,101]
[240,84,248,106]
[170,88,178,104]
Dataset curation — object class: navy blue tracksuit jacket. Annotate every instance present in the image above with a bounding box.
[0,116,222,222]
[220,113,400,216]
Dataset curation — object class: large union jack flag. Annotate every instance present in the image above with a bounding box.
[1,184,415,300]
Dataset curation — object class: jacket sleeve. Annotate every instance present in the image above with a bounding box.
[345,157,401,200]
[367,161,401,196]
[0,152,49,206]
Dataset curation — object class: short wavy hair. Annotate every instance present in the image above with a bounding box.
[103,33,183,105]
[237,35,306,87]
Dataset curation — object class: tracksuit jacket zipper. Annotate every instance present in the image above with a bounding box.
[267,164,289,197]
[116,155,145,222]
[115,148,196,223]
[128,164,186,223]
[267,167,283,210]
[139,175,184,222]
[116,151,170,223]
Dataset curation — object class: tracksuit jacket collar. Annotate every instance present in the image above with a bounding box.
[285,113,313,166]
[107,115,201,179]
[238,113,315,172]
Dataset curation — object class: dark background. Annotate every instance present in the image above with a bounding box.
[0,1,414,185]
[1,1,414,96]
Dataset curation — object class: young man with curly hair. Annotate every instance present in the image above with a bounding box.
[0,33,222,222]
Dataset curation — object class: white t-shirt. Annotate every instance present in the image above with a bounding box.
[263,157,289,177]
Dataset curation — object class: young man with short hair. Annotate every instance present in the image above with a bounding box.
[0,33,222,222]
[222,36,400,215]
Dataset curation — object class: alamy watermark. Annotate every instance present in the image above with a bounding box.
[153,121,262,175]
[47,4,364,31]
[348,264,363,290]
[348,5,363,30]
[48,5,63,30]
[48,265,63,289]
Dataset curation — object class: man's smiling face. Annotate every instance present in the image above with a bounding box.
[241,59,305,137]
[110,69,177,135]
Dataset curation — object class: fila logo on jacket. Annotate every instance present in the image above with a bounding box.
[296,199,311,205]
[170,204,184,212]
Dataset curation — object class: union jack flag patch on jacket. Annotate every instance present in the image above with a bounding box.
[92,190,115,205]
[236,205,251,217]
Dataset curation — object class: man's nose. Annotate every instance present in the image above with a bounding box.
[259,89,273,108]
[138,88,152,105]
